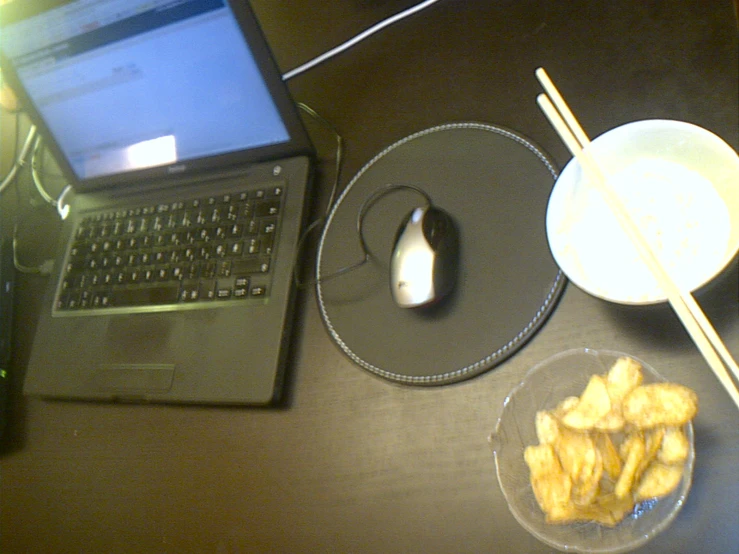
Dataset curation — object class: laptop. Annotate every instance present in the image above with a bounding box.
[0,0,315,405]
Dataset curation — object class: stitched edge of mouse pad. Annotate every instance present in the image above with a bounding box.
[315,122,567,386]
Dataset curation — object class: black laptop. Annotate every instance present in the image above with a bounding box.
[0,0,314,404]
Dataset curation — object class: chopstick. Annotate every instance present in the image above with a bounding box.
[535,67,739,411]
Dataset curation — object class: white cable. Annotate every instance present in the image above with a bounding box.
[282,0,443,81]
[57,184,72,219]
[31,135,57,205]
[0,124,37,195]
[30,134,72,219]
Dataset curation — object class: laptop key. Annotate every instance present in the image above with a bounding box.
[199,279,217,300]
[231,258,270,275]
[234,286,248,298]
[250,285,267,297]
[216,286,232,299]
[180,281,200,302]
[255,199,281,217]
[261,234,274,255]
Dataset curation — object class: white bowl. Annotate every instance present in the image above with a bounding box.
[546,119,739,304]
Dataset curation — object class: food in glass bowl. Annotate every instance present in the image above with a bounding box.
[524,355,697,526]
[490,349,697,554]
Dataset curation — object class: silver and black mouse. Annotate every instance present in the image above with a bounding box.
[389,205,459,308]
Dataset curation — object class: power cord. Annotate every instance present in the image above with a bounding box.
[30,135,71,219]
[282,0,443,81]
[0,124,36,196]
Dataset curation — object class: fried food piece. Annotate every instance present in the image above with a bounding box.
[595,432,622,480]
[556,427,594,477]
[593,357,644,432]
[552,396,580,418]
[657,427,690,465]
[546,500,615,526]
[615,433,646,499]
[553,427,603,506]
[594,493,636,527]
[593,410,625,432]
[560,375,611,431]
[534,475,574,519]
[545,491,635,527]
[535,410,561,446]
[525,444,573,515]
[606,357,644,402]
[544,502,585,525]
[571,446,603,507]
[635,462,684,501]
[525,443,561,478]
[638,427,666,475]
[622,383,698,429]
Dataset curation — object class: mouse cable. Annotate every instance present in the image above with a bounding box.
[30,135,72,219]
[282,0,443,81]
[292,102,345,288]
[297,183,432,289]
[290,105,432,289]
[297,102,344,216]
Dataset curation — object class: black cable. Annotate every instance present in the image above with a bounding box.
[297,183,432,288]
[291,103,345,288]
[291,104,435,289]
[296,103,344,216]
[354,183,431,257]
[9,122,53,275]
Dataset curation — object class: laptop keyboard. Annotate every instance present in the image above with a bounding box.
[56,184,284,313]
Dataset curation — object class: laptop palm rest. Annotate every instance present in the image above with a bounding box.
[94,364,175,392]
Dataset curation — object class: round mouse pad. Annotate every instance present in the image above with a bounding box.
[315,122,567,385]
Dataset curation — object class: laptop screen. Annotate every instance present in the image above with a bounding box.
[1,0,307,187]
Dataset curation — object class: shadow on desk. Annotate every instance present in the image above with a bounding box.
[600,259,738,351]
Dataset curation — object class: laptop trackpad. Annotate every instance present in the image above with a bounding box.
[94,364,175,392]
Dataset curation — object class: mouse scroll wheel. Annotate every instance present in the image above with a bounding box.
[422,211,446,249]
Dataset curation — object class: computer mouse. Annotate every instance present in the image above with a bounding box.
[389,205,459,308]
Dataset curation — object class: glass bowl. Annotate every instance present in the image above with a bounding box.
[489,348,695,553]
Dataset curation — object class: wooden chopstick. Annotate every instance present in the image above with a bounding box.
[535,67,739,411]
[535,75,739,385]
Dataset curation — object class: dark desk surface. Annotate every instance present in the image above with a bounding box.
[1,1,738,552]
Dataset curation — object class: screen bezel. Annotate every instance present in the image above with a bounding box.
[0,0,313,194]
